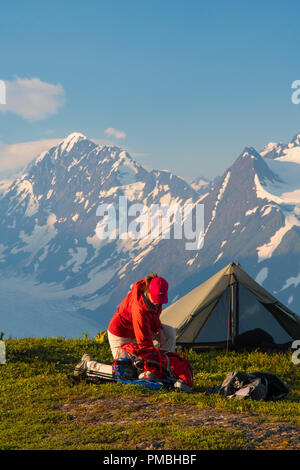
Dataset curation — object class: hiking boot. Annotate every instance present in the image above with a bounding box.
[74,353,94,378]
[138,371,158,381]
[174,380,193,393]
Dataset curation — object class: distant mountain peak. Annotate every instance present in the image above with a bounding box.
[290,133,300,146]
[189,176,211,194]
[260,132,300,164]
[260,132,300,161]
[240,146,261,159]
[59,132,88,153]
[65,131,87,140]
[260,141,284,159]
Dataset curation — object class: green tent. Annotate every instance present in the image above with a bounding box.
[160,262,300,348]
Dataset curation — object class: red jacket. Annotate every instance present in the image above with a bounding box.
[108,280,163,349]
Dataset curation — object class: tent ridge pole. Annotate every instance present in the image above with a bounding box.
[236,280,239,338]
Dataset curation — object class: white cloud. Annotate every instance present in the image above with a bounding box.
[0,138,62,172]
[0,77,65,122]
[104,127,126,139]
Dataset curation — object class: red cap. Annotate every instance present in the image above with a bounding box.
[149,276,169,304]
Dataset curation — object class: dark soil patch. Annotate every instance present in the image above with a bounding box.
[61,396,300,450]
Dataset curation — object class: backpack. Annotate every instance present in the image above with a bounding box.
[115,343,194,392]
[68,344,194,393]
[208,370,289,401]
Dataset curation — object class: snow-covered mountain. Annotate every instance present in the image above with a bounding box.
[1,131,300,338]
[179,135,300,313]
[260,133,300,162]
[189,176,211,194]
[0,133,200,337]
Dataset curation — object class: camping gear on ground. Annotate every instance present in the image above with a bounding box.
[69,344,194,392]
[206,370,290,401]
[118,342,194,392]
[73,353,138,382]
[160,262,300,350]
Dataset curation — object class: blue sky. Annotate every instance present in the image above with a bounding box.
[1,0,300,179]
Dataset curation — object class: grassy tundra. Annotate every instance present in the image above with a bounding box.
[0,335,299,450]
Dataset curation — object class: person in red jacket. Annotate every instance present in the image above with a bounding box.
[72,272,176,380]
[107,272,176,359]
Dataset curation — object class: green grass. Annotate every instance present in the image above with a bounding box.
[0,336,299,450]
